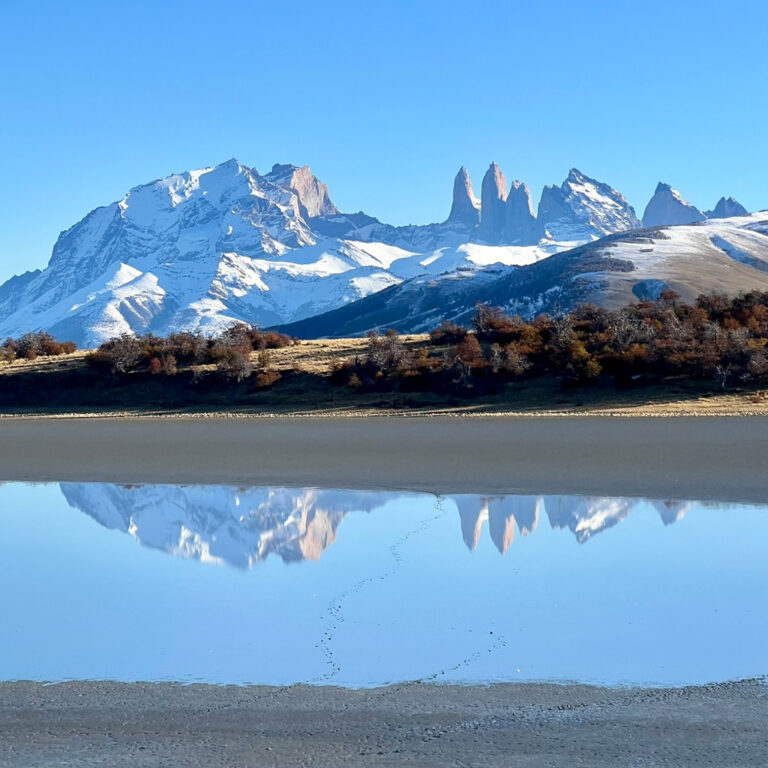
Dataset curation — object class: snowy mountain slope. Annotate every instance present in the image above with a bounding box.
[537,168,641,241]
[279,212,768,336]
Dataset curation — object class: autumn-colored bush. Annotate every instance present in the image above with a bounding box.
[429,321,468,345]
[1,332,78,361]
[331,330,445,391]
[255,370,281,389]
[85,322,295,380]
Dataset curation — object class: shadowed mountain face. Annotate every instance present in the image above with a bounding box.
[59,484,693,567]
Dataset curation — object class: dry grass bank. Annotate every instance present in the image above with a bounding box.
[2,336,768,417]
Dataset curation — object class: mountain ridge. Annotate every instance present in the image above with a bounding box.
[0,158,756,345]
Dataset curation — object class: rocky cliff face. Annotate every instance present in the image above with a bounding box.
[642,182,706,227]
[446,167,481,229]
[264,163,340,219]
[503,181,538,244]
[476,162,508,243]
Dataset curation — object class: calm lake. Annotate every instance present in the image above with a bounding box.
[1,482,766,687]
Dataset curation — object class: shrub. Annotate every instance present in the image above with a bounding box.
[453,335,484,367]
[430,321,468,345]
[255,370,281,389]
[216,348,252,381]
[2,331,77,361]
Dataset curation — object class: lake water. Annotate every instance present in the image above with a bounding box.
[1,482,766,688]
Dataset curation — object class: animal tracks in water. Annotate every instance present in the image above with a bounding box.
[315,495,509,687]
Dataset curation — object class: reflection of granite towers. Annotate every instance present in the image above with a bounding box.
[452,495,689,552]
[454,495,541,554]
[651,500,693,526]
[455,496,488,551]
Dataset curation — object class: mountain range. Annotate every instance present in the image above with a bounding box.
[59,483,693,567]
[0,159,762,345]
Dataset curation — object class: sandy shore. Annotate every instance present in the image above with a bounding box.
[1,679,766,767]
[2,415,768,502]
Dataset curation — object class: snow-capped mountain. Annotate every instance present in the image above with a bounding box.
[0,160,581,346]
[281,211,768,336]
[0,158,757,345]
[536,168,641,241]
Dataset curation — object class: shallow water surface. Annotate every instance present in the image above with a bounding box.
[1,482,766,687]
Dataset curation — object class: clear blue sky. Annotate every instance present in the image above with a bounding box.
[1,0,766,281]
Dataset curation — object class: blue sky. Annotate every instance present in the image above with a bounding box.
[0,0,766,281]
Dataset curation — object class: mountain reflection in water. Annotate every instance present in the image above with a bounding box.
[60,483,695,568]
[2,481,765,687]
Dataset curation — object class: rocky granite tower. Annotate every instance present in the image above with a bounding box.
[476,162,508,243]
[503,181,538,244]
[446,167,480,229]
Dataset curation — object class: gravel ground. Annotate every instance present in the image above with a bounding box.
[1,679,766,767]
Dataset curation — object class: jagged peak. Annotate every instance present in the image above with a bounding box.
[262,162,338,218]
[265,162,302,179]
[482,162,507,199]
[643,181,705,227]
[707,196,749,219]
[649,181,696,206]
[447,166,480,228]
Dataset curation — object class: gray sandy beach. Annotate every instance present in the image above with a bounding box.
[1,415,768,502]
[2,679,767,767]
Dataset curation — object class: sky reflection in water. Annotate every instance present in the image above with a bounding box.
[0,482,766,688]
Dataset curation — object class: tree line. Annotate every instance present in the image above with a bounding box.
[331,291,768,392]
[86,325,295,383]
[6,291,768,397]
